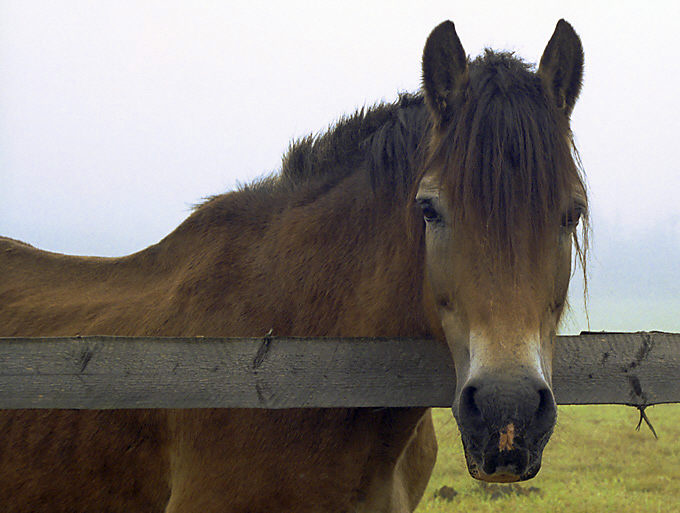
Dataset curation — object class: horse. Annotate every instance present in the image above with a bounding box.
[0,19,587,512]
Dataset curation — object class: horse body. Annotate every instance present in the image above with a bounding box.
[1,19,587,512]
[0,164,436,511]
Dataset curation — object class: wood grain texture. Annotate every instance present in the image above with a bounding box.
[0,332,678,409]
[552,332,680,406]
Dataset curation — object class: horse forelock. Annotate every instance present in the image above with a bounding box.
[422,50,588,284]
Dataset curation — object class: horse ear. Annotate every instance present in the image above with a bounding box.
[538,19,584,116]
[422,20,469,126]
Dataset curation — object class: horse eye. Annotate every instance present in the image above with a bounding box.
[417,199,441,223]
[562,206,584,229]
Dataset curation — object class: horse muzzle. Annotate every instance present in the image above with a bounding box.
[453,373,557,482]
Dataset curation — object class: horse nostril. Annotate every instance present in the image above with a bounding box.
[459,385,482,423]
[534,386,557,432]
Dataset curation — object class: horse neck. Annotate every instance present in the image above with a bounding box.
[236,173,430,338]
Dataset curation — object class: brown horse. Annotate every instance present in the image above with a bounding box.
[0,20,587,512]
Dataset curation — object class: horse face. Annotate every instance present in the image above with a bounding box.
[418,20,585,482]
[416,176,583,482]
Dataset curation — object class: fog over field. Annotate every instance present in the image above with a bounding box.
[1,1,678,333]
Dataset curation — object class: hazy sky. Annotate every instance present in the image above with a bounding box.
[1,1,678,333]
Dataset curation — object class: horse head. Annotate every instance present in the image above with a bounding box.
[416,20,587,482]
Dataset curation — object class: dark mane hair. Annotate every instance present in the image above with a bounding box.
[424,50,588,271]
[192,93,430,228]
[274,93,430,197]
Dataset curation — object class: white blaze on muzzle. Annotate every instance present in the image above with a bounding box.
[467,329,547,382]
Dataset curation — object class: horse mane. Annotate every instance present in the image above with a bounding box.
[185,93,430,246]
[278,93,430,197]
[425,49,588,272]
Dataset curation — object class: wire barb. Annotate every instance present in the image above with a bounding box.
[634,405,658,440]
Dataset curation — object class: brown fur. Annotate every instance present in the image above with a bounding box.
[0,19,587,511]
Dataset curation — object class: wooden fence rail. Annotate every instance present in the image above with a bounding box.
[1,332,678,409]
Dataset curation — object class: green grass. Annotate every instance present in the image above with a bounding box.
[418,404,680,513]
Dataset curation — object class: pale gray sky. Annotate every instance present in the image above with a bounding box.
[1,1,678,333]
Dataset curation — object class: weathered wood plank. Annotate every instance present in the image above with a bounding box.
[0,332,678,409]
[552,332,680,406]
[0,336,456,409]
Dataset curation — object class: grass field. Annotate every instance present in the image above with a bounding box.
[417,404,680,513]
